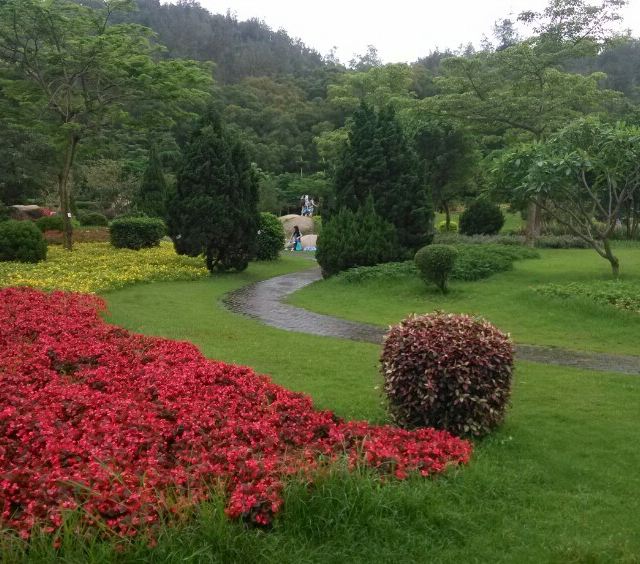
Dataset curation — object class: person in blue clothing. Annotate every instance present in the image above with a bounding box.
[288,225,302,251]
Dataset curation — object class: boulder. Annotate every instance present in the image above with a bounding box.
[300,234,317,249]
[279,214,315,237]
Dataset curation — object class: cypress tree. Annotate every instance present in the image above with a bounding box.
[334,103,433,254]
[167,109,259,272]
[135,145,167,218]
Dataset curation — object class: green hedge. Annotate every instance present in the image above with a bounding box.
[110,217,166,250]
[256,212,285,261]
[0,220,47,263]
[79,212,109,227]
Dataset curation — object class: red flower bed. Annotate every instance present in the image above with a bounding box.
[0,287,472,537]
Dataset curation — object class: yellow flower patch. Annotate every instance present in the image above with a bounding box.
[0,242,209,293]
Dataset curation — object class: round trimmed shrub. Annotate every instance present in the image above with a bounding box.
[110,217,166,250]
[415,244,457,293]
[35,215,80,232]
[79,212,109,227]
[459,200,505,236]
[256,212,285,260]
[0,220,47,263]
[437,220,458,233]
[381,313,514,437]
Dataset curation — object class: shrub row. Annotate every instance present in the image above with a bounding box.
[534,281,640,314]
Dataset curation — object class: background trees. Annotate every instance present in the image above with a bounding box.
[134,147,168,218]
[167,110,259,272]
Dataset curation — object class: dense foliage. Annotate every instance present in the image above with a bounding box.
[534,281,640,314]
[168,110,259,272]
[414,245,458,293]
[381,313,514,437]
[110,217,166,250]
[317,197,399,277]
[79,212,109,227]
[134,146,168,219]
[334,104,433,253]
[459,200,505,236]
[0,220,47,263]
[256,212,286,260]
[0,287,472,536]
[452,244,539,281]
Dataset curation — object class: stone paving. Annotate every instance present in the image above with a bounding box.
[223,266,640,376]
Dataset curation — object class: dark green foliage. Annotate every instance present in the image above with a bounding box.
[79,212,109,227]
[0,220,47,262]
[334,104,433,254]
[317,197,399,277]
[35,216,80,232]
[414,245,458,293]
[381,313,514,437]
[256,212,285,260]
[167,110,259,272]
[459,200,505,236]
[0,202,10,222]
[110,217,166,250]
[535,235,591,249]
[134,146,168,218]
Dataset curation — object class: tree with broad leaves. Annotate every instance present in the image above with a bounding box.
[493,118,640,277]
[0,0,212,249]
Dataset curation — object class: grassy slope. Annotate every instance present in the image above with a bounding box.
[289,246,640,355]
[4,253,640,562]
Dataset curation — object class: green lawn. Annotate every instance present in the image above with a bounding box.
[4,252,640,562]
[289,246,640,356]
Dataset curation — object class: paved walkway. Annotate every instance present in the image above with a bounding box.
[223,266,640,376]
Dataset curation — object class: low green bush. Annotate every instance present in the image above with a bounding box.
[110,217,166,250]
[534,281,640,314]
[35,215,80,232]
[317,198,399,277]
[0,220,47,263]
[534,235,590,249]
[459,200,505,236]
[256,212,285,261]
[336,261,417,283]
[434,232,526,246]
[0,202,10,222]
[415,244,458,293]
[381,313,514,437]
[79,212,109,227]
[437,220,458,233]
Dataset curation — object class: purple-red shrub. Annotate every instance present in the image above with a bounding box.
[381,313,514,437]
[0,288,472,538]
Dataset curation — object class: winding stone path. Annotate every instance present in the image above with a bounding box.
[223,266,640,376]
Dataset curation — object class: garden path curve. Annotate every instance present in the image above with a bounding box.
[223,266,640,376]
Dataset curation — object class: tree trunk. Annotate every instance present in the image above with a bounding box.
[58,134,79,251]
[443,201,451,229]
[525,199,542,247]
[602,238,620,279]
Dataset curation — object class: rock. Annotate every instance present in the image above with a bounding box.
[300,234,317,249]
[279,214,315,236]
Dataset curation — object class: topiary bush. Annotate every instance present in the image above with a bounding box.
[459,199,505,236]
[415,244,458,293]
[316,197,399,277]
[381,313,514,437]
[0,220,47,263]
[110,217,166,250]
[256,212,285,260]
[437,220,458,233]
[79,212,109,227]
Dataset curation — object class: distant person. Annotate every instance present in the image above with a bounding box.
[288,225,302,251]
[302,195,311,216]
[308,197,316,217]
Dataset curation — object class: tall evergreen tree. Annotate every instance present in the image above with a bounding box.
[334,103,433,253]
[167,109,259,272]
[135,146,168,218]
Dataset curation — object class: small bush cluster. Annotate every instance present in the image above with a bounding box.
[453,244,539,281]
[381,313,514,437]
[0,220,47,263]
[534,281,640,314]
[534,235,590,249]
[433,232,526,246]
[35,215,80,232]
[459,200,505,236]
[336,261,417,283]
[317,198,399,277]
[79,211,109,226]
[437,220,458,233]
[0,288,472,536]
[256,212,285,260]
[415,244,458,293]
[110,217,166,250]
[0,202,10,222]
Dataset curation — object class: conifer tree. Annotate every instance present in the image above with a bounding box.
[167,109,259,272]
[334,103,433,254]
[135,146,167,218]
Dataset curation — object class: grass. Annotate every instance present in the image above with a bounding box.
[289,245,640,356]
[2,248,640,562]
